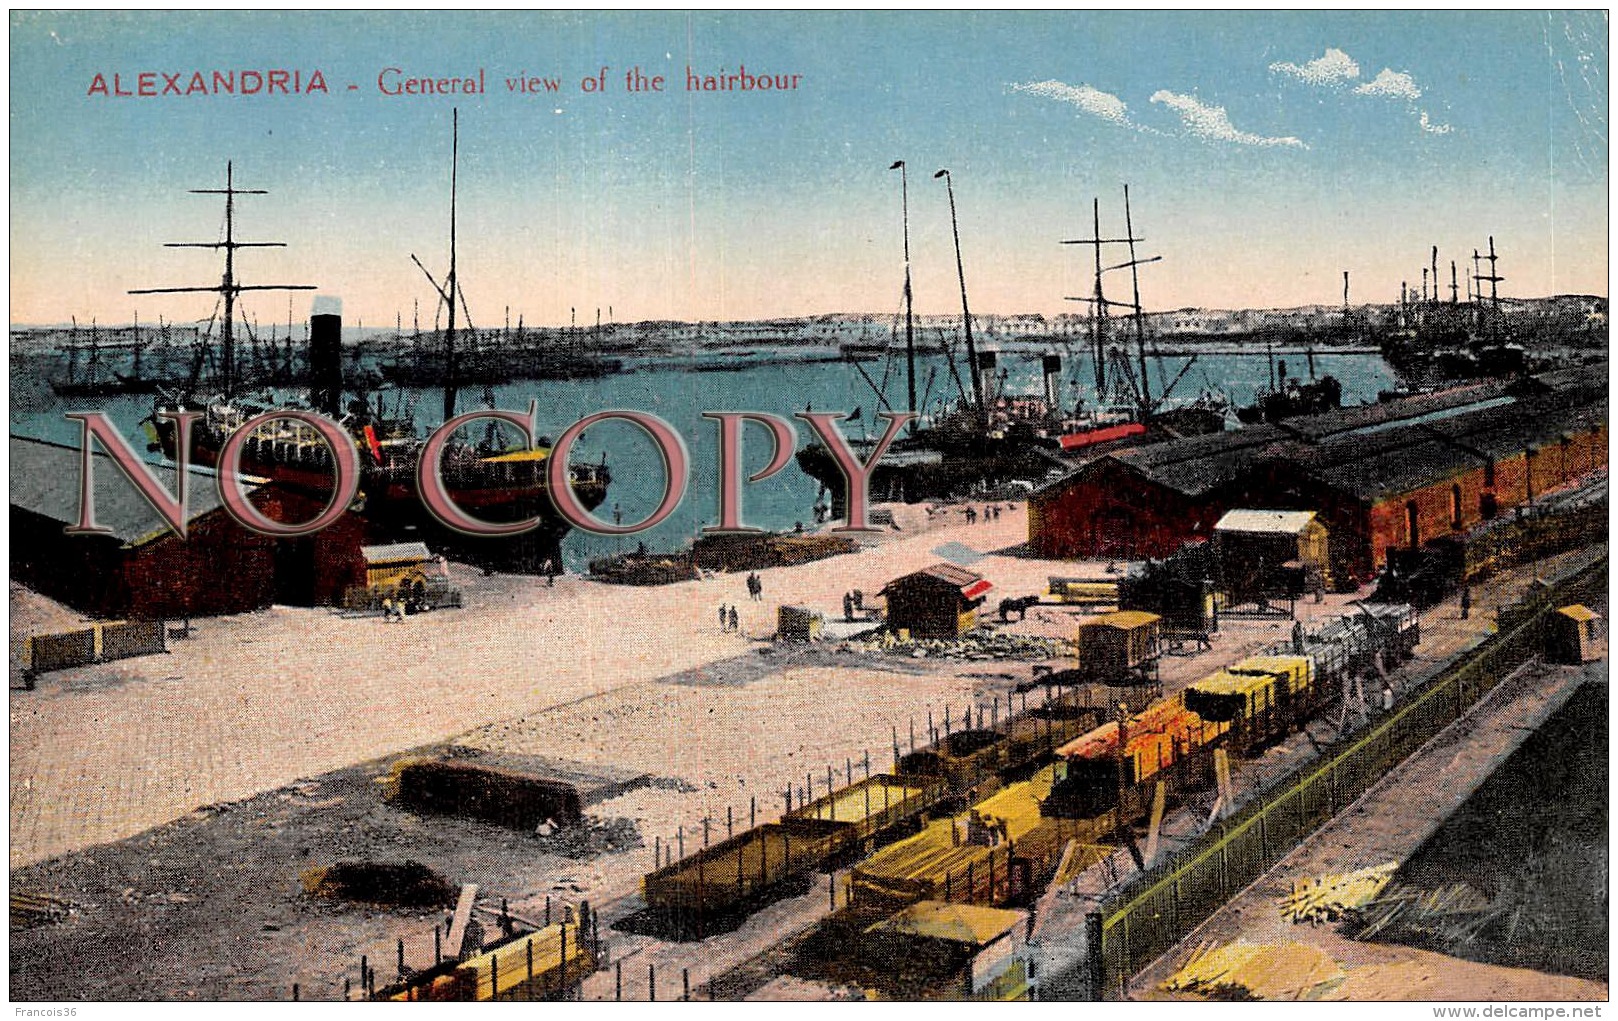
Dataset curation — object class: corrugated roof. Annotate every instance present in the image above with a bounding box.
[9,434,256,547]
[1215,509,1318,535]
[893,562,986,590]
[362,542,432,565]
[866,900,1025,946]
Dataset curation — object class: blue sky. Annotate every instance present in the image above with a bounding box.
[10,10,1608,326]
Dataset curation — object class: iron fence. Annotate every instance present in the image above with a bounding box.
[1090,556,1606,999]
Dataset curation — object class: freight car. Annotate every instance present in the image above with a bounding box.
[1183,655,1316,756]
[1041,604,1415,824]
[1043,696,1226,819]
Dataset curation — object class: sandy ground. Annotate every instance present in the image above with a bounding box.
[10,498,1606,1001]
[9,501,1036,869]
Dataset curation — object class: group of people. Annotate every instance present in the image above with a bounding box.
[744,572,763,601]
[961,504,1003,526]
[717,603,740,632]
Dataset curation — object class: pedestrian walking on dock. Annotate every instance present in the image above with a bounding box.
[1460,585,1471,620]
[543,558,557,587]
[728,605,739,633]
[719,603,728,631]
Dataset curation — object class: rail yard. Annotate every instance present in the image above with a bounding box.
[9,423,1609,1001]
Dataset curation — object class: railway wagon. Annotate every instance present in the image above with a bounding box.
[786,773,949,848]
[1182,654,1314,756]
[1073,610,1163,684]
[389,921,595,1001]
[1359,602,1420,662]
[849,765,1088,912]
[642,818,845,916]
[1042,698,1226,819]
[898,729,1009,798]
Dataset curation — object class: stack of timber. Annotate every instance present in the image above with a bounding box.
[1276,861,1398,925]
[691,532,858,572]
[1162,941,1345,1001]
[389,922,594,1001]
[587,551,699,586]
[1347,882,1494,943]
[849,765,1084,911]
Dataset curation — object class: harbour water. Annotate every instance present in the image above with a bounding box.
[11,348,1400,571]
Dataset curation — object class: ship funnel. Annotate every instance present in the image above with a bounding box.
[977,349,998,405]
[309,309,344,418]
[1042,353,1062,412]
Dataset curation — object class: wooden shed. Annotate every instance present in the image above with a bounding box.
[1074,610,1162,684]
[880,564,993,640]
[1215,509,1331,603]
[1548,604,1604,664]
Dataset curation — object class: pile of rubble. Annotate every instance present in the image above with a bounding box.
[532,815,644,860]
[857,631,1073,661]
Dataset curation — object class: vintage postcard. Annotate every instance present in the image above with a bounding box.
[8,10,1609,1006]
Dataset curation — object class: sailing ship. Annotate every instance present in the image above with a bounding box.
[797,170,1220,516]
[143,113,609,573]
[1378,239,1530,383]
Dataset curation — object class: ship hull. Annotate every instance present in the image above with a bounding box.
[156,420,608,574]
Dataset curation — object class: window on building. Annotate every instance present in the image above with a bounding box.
[1483,460,1495,487]
[1406,500,1420,549]
[1480,491,1498,519]
[1451,484,1463,530]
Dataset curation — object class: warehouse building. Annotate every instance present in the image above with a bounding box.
[10,435,367,618]
[1028,371,1607,581]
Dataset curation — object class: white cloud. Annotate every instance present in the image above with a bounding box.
[1354,68,1423,101]
[1013,79,1133,126]
[1269,48,1360,87]
[1148,90,1306,149]
[1418,110,1453,135]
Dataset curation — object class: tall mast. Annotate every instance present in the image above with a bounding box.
[1091,198,1106,396]
[130,160,315,398]
[1122,184,1154,410]
[935,168,983,424]
[444,108,460,422]
[889,161,917,434]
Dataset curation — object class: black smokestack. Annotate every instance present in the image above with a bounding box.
[309,312,343,418]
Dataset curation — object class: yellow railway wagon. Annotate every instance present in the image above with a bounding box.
[394,923,593,1001]
[850,766,1089,911]
[787,773,948,844]
[1183,665,1295,756]
[642,819,844,914]
[1230,654,1315,698]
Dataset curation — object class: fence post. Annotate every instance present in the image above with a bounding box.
[1085,912,1105,1001]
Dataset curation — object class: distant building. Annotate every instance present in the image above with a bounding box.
[10,435,366,618]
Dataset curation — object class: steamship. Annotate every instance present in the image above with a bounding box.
[797,174,1221,516]
[142,136,609,573]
